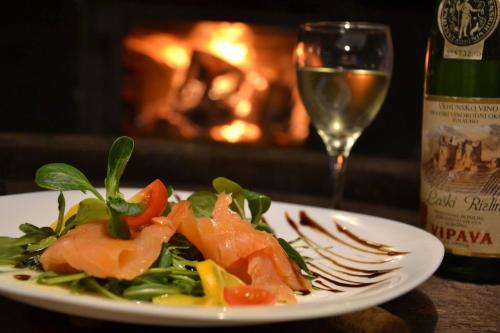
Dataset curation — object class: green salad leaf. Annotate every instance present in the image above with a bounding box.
[243,190,271,224]
[187,191,217,218]
[26,236,57,252]
[0,223,57,267]
[0,244,25,265]
[73,198,109,226]
[278,238,313,276]
[107,208,130,240]
[212,177,245,217]
[54,192,65,235]
[105,136,134,198]
[107,197,144,216]
[35,163,103,201]
[211,177,271,226]
[255,221,274,233]
[32,136,140,240]
[18,223,54,238]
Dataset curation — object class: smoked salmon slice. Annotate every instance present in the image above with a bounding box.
[40,202,187,280]
[176,193,311,303]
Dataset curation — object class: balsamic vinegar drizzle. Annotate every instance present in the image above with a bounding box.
[298,211,405,256]
[333,269,396,279]
[309,262,386,288]
[335,221,409,256]
[286,213,398,270]
[314,280,343,293]
[288,218,396,265]
[285,211,410,293]
[14,274,31,281]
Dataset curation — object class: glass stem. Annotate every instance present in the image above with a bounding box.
[328,151,349,209]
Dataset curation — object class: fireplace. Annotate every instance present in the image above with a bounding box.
[3,1,435,159]
[122,21,308,145]
[69,0,433,158]
[75,1,310,144]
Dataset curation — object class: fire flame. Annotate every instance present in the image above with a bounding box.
[124,21,309,144]
[210,120,261,143]
[194,22,252,66]
[209,73,240,100]
[125,34,190,70]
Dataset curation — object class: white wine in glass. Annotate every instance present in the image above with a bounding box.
[296,22,393,208]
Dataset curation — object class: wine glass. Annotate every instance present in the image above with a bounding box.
[295,22,393,209]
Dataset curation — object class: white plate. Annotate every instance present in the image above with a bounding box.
[0,189,443,326]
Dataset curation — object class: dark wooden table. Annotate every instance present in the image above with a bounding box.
[1,192,498,333]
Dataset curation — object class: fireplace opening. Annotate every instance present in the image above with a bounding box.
[122,21,309,146]
[3,1,433,160]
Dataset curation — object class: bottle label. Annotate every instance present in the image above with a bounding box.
[438,0,500,60]
[421,95,500,257]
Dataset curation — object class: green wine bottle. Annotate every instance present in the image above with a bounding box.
[421,0,500,283]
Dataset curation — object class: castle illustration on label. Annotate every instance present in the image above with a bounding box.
[433,135,500,172]
[424,132,500,196]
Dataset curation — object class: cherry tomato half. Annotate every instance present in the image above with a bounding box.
[123,179,168,227]
[223,285,277,306]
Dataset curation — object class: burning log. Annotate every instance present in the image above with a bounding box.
[177,50,244,128]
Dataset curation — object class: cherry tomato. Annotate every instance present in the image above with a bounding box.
[223,285,277,306]
[123,179,168,227]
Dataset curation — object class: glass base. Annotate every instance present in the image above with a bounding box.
[436,252,500,284]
